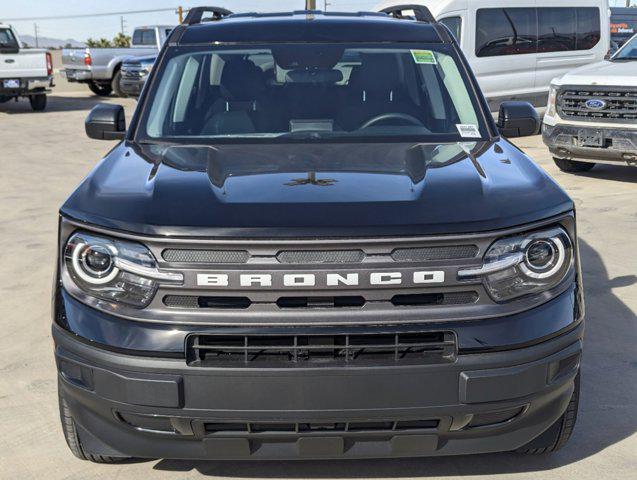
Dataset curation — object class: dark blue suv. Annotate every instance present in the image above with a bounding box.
[53,7,583,462]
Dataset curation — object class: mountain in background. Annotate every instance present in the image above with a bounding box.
[19,34,85,49]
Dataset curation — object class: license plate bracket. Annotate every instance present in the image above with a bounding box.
[2,79,20,89]
[578,129,604,148]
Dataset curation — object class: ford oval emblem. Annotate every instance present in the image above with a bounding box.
[585,99,607,110]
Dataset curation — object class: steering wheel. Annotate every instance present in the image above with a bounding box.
[359,113,424,129]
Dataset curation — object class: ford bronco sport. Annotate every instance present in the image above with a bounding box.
[53,7,584,462]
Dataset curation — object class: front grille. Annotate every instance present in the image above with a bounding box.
[559,88,637,121]
[203,419,439,435]
[164,291,478,310]
[392,245,479,262]
[277,250,365,264]
[186,330,456,367]
[162,249,250,264]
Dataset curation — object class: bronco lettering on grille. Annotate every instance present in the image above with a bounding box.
[196,271,445,288]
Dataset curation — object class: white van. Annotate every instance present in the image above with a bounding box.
[376,1,610,109]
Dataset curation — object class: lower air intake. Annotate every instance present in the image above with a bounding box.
[186,330,456,367]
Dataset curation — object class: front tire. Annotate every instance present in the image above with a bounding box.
[88,81,112,96]
[111,70,125,98]
[516,373,580,454]
[58,383,129,463]
[553,157,596,173]
[29,94,47,111]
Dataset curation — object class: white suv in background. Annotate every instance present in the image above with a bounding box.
[543,33,637,173]
[376,0,610,110]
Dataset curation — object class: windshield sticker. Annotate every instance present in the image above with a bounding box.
[456,124,481,138]
[411,50,437,65]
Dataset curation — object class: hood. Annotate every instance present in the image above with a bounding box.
[61,140,573,238]
[556,60,637,87]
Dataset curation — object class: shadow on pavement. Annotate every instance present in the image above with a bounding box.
[571,164,637,184]
[151,240,636,477]
[0,94,130,114]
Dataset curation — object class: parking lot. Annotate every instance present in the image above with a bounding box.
[0,82,635,479]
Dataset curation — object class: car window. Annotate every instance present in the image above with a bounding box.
[613,35,637,60]
[576,8,601,50]
[538,8,576,52]
[477,7,600,57]
[141,44,486,143]
[133,29,156,46]
[476,8,537,57]
[439,17,462,43]
[0,28,18,49]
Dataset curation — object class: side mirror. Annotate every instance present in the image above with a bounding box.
[85,104,126,140]
[497,101,540,138]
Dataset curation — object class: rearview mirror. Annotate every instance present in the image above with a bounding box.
[497,101,540,138]
[85,104,126,140]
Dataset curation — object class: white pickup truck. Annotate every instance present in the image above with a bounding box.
[543,33,637,172]
[62,25,173,97]
[0,23,53,111]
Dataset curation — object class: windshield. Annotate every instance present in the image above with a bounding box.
[138,44,487,144]
[613,35,637,60]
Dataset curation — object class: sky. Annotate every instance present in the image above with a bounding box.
[0,0,633,42]
[1,1,378,42]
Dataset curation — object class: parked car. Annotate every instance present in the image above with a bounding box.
[119,54,156,97]
[610,7,637,48]
[376,0,610,110]
[543,32,637,172]
[62,25,173,97]
[54,7,584,463]
[0,23,53,111]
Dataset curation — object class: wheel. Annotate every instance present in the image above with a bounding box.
[29,94,47,111]
[111,70,125,98]
[88,81,112,96]
[58,383,129,463]
[516,373,580,454]
[553,157,595,173]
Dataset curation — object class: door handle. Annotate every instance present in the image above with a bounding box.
[4,59,16,63]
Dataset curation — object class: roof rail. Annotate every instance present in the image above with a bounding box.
[184,6,233,25]
[379,4,436,23]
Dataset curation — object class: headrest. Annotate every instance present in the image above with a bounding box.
[220,59,265,101]
[349,54,402,94]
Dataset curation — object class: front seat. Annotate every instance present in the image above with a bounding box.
[202,59,267,135]
[337,54,423,131]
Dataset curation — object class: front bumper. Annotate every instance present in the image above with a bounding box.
[119,78,145,97]
[54,289,583,460]
[543,123,637,166]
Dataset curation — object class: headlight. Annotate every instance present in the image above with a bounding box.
[459,227,573,302]
[63,232,182,308]
[546,85,558,118]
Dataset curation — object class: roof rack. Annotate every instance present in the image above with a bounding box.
[184,6,233,25]
[379,4,436,23]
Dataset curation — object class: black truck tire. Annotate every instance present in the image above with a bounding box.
[516,373,580,454]
[553,157,596,173]
[29,94,47,111]
[111,70,125,97]
[88,82,112,96]
[58,384,128,463]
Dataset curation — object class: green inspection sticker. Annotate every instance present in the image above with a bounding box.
[411,50,437,64]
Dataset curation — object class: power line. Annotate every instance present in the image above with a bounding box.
[1,8,178,23]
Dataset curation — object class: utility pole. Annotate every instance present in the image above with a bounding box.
[306,0,316,10]
[33,23,39,47]
[177,6,184,23]
[324,0,331,11]
[120,16,126,35]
